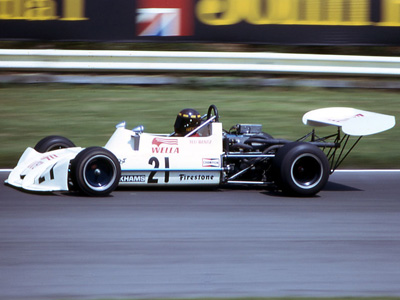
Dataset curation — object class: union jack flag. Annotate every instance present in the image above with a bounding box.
[137,8,180,36]
[136,0,193,37]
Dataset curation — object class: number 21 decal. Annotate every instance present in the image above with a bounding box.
[148,157,170,184]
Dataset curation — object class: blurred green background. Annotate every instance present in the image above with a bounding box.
[0,84,398,169]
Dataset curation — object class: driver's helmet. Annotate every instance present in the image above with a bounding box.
[174,108,202,135]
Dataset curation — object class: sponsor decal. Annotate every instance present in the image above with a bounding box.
[42,154,58,161]
[120,175,146,183]
[27,154,58,169]
[328,113,364,123]
[179,173,215,182]
[190,139,212,144]
[152,137,179,154]
[195,0,387,27]
[136,0,194,36]
[202,158,220,167]
[0,0,87,21]
[27,160,43,169]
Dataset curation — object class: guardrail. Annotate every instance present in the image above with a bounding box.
[1,49,400,76]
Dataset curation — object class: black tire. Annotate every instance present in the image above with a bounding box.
[34,135,75,153]
[70,147,121,197]
[273,142,329,196]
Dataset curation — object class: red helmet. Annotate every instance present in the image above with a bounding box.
[174,108,202,135]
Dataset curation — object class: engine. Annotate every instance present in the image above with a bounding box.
[223,124,275,182]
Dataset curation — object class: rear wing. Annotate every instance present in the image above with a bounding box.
[299,107,395,172]
[302,107,395,136]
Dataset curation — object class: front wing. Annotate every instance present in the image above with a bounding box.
[6,147,82,192]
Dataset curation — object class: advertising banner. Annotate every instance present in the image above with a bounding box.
[2,0,400,45]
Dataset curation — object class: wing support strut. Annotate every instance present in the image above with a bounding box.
[297,127,363,173]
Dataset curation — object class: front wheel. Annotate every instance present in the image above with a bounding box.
[70,147,121,196]
[34,136,75,153]
[272,142,329,196]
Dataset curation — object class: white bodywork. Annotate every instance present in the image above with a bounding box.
[303,107,395,136]
[6,147,82,192]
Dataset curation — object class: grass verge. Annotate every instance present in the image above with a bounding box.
[0,84,398,169]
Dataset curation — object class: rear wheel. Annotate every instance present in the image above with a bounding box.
[70,147,121,196]
[34,136,75,153]
[273,142,329,196]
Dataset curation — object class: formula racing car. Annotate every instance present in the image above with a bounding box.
[6,105,395,197]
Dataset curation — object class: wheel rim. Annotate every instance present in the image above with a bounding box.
[82,155,117,192]
[47,144,67,151]
[290,153,323,189]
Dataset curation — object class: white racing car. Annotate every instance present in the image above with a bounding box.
[5,105,395,197]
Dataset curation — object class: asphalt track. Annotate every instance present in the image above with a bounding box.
[1,170,400,300]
